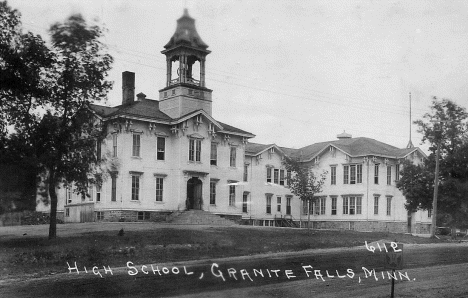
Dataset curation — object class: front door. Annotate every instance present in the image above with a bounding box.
[187,177,203,210]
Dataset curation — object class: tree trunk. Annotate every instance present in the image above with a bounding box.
[48,168,58,240]
[307,199,311,231]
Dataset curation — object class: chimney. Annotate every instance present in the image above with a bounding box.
[337,130,352,140]
[122,71,135,105]
[136,92,146,101]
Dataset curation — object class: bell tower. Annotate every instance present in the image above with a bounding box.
[159,9,213,119]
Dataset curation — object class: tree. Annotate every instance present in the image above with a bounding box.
[283,156,327,229]
[0,2,113,239]
[397,98,468,236]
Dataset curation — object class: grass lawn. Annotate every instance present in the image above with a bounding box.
[0,223,442,279]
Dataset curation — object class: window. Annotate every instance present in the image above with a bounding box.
[243,192,248,213]
[386,197,392,216]
[287,170,291,186]
[96,211,104,221]
[132,134,141,157]
[280,170,285,185]
[229,185,235,206]
[331,166,336,185]
[343,165,349,184]
[331,197,337,215]
[157,137,165,160]
[111,175,117,202]
[344,165,362,184]
[357,165,362,183]
[131,175,140,201]
[189,139,202,162]
[349,197,356,215]
[112,134,118,157]
[320,197,326,215]
[350,165,356,184]
[266,194,272,214]
[302,199,308,215]
[356,197,362,214]
[277,196,282,212]
[210,143,217,165]
[210,181,216,205]
[428,208,432,218]
[96,185,101,202]
[274,169,279,184]
[243,164,248,182]
[230,147,236,167]
[66,186,72,204]
[395,164,400,182]
[387,166,392,185]
[138,211,151,220]
[374,164,379,184]
[65,208,70,217]
[155,177,163,202]
[286,197,291,215]
[343,196,362,215]
[374,196,379,215]
[266,167,272,183]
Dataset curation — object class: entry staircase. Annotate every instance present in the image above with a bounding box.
[167,210,237,226]
[274,215,299,228]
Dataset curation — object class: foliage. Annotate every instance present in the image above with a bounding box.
[0,1,113,238]
[398,97,468,228]
[282,156,327,228]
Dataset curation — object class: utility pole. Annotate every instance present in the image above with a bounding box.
[429,119,449,238]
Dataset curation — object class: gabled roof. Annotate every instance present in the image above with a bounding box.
[299,137,427,161]
[90,102,254,138]
[248,137,427,162]
[245,142,286,156]
[217,121,255,138]
[91,100,172,122]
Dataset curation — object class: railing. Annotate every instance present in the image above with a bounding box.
[169,77,200,86]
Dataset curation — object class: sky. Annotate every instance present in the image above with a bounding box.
[9,0,468,152]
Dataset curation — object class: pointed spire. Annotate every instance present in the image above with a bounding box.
[407,92,413,148]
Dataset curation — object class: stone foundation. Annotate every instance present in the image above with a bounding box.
[217,214,243,224]
[414,223,431,234]
[95,210,173,222]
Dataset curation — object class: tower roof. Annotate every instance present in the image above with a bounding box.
[164,9,209,50]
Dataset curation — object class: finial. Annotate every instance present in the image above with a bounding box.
[183,8,189,17]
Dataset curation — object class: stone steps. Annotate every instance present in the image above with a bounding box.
[169,210,237,226]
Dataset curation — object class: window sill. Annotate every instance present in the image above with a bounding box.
[188,161,202,164]
[154,201,164,204]
[229,167,237,170]
[131,156,142,160]
[130,200,141,204]
[156,159,166,162]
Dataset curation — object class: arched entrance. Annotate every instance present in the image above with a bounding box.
[187,177,203,210]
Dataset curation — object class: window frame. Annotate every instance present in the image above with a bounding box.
[331,197,337,215]
[331,166,336,185]
[155,177,164,202]
[266,167,272,183]
[266,194,272,214]
[386,196,392,216]
[112,133,118,157]
[374,196,379,215]
[277,196,282,212]
[131,174,140,201]
[132,133,141,157]
[156,137,165,161]
[374,164,380,184]
[274,169,279,184]
[387,165,392,185]
[230,146,237,167]
[343,165,349,184]
[229,185,236,206]
[243,192,249,213]
[189,138,202,162]
[210,142,217,166]
[210,181,216,205]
